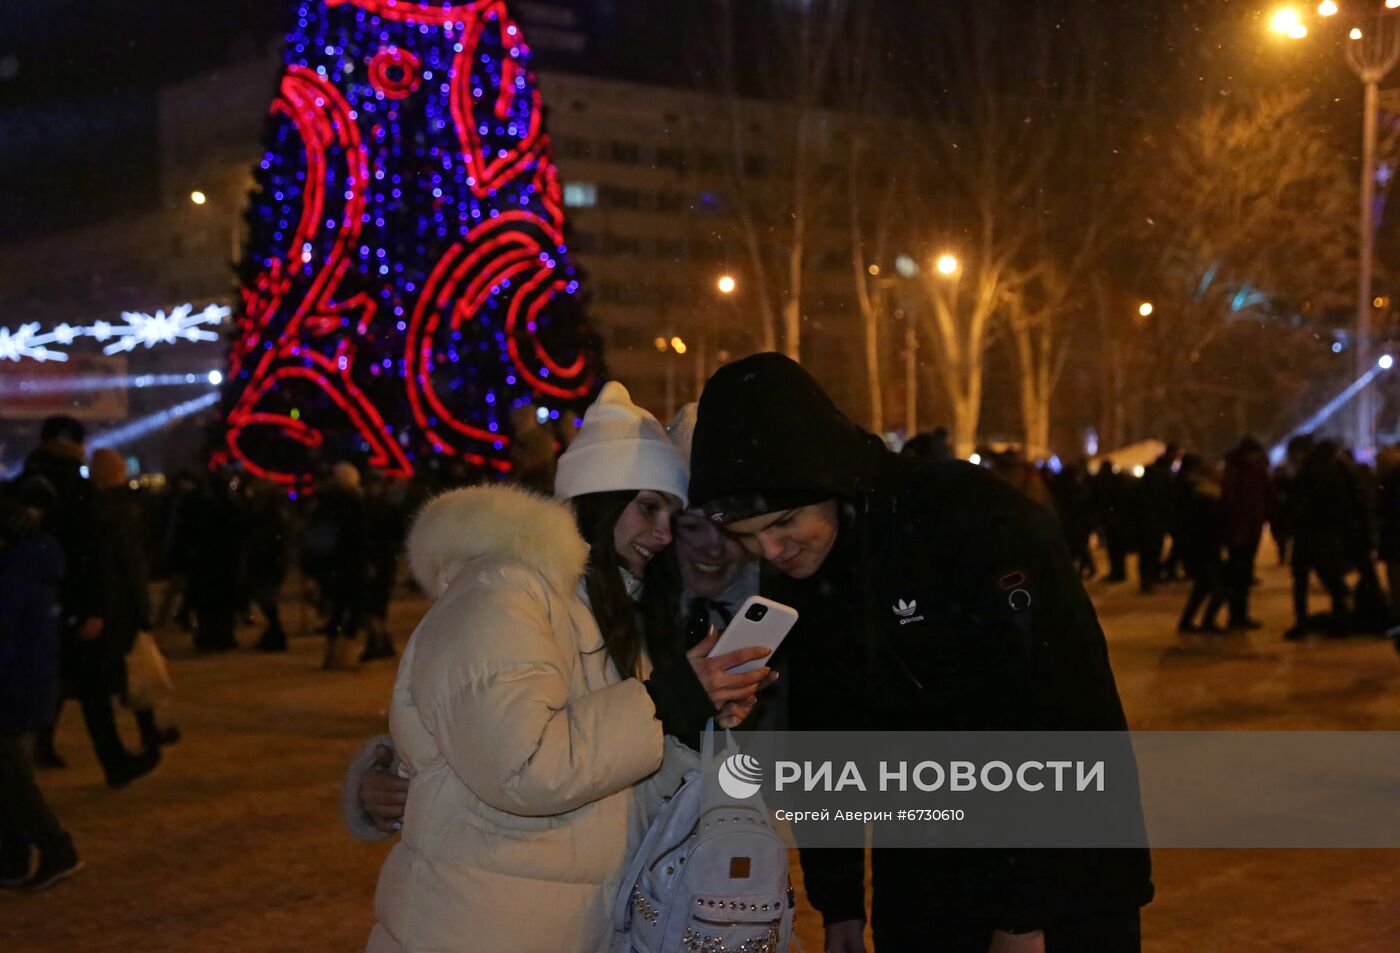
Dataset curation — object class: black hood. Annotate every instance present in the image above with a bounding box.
[689,353,892,521]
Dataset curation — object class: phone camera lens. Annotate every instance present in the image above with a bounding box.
[745,603,768,622]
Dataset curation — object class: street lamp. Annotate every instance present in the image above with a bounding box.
[1271,7,1309,37]
[1272,2,1400,451]
[1138,301,1154,318]
[935,253,960,276]
[717,274,737,295]
[190,190,207,206]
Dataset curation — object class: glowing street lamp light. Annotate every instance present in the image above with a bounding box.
[1389,0,1400,11]
[671,336,688,355]
[717,274,737,295]
[190,190,208,205]
[935,254,960,276]
[1138,301,1155,318]
[1318,0,1338,16]
[1380,354,1395,370]
[1271,7,1306,37]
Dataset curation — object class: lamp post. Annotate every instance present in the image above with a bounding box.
[1274,2,1400,451]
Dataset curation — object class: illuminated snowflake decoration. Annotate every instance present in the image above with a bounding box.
[0,304,230,363]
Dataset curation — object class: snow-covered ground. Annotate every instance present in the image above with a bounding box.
[4,554,1399,952]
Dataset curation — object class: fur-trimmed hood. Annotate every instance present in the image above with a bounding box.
[406,484,588,598]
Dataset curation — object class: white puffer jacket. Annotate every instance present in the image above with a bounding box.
[366,485,692,953]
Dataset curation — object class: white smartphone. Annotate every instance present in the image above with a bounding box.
[707,596,799,673]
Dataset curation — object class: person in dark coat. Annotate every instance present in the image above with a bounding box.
[1338,453,1388,631]
[182,470,248,653]
[90,450,179,754]
[1092,463,1133,582]
[1285,437,1352,639]
[1219,437,1274,629]
[359,471,406,662]
[689,354,1152,953]
[1136,448,1178,592]
[304,463,370,669]
[244,480,292,652]
[0,491,83,891]
[1174,455,1227,633]
[1048,460,1097,579]
[20,417,156,786]
[1375,446,1400,620]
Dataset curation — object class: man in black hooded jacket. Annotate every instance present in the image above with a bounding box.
[689,354,1152,953]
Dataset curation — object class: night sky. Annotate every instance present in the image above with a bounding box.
[0,1,1373,237]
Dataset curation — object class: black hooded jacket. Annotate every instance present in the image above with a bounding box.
[691,354,1153,930]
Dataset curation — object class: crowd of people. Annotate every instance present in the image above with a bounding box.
[5,372,1398,953]
[0,414,444,894]
[910,431,1400,648]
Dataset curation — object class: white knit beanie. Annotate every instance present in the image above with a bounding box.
[554,382,689,505]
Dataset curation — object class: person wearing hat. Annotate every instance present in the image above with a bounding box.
[688,354,1153,953]
[347,403,778,840]
[360,382,774,953]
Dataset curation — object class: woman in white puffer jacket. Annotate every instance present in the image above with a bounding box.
[363,383,774,953]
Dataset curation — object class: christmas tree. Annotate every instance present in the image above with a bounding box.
[221,0,602,488]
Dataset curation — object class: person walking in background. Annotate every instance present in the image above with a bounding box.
[305,463,369,669]
[21,418,157,786]
[1339,450,1388,631]
[1220,437,1273,630]
[1175,455,1227,634]
[245,480,292,653]
[1048,460,1098,579]
[90,450,180,756]
[1286,437,1352,640]
[1136,447,1177,592]
[1375,445,1400,622]
[152,472,199,631]
[1270,455,1297,567]
[1093,463,1133,583]
[182,470,248,653]
[0,488,83,892]
[360,470,406,662]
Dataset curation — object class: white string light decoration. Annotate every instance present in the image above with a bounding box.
[0,303,230,363]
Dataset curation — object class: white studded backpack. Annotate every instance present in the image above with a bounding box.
[614,721,796,953]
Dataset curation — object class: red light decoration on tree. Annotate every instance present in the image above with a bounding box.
[222,0,602,486]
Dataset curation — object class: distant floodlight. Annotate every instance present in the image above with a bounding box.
[1380,354,1394,371]
[1351,27,1364,39]
[1318,0,1338,15]
[1138,301,1154,318]
[190,190,207,205]
[969,452,982,466]
[208,369,223,386]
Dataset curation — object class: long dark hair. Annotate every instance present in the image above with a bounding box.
[572,491,643,678]
[571,490,687,679]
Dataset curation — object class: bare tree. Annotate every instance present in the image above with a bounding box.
[1129,90,1355,449]
[712,0,849,360]
[841,2,904,432]
[910,0,1081,457]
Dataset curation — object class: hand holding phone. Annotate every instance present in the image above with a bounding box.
[707,597,799,673]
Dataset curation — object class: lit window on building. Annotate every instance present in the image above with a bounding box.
[563,182,598,208]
